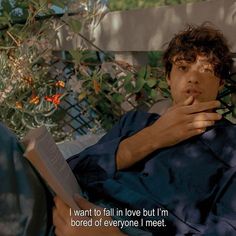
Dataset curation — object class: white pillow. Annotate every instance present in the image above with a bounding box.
[57,133,105,159]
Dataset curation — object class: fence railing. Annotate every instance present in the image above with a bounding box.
[53,0,236,137]
[51,0,236,137]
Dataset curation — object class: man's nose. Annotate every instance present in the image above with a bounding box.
[187,71,200,84]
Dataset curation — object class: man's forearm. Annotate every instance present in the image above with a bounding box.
[116,99,221,170]
[116,125,161,170]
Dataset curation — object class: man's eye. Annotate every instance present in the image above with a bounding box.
[178,66,188,72]
[202,68,214,74]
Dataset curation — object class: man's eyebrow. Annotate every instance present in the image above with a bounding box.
[172,56,193,63]
[198,59,210,63]
[174,58,213,64]
[198,60,214,67]
[173,60,190,65]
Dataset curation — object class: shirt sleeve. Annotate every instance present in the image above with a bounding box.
[67,111,159,189]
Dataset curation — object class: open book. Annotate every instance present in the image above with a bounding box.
[22,126,81,210]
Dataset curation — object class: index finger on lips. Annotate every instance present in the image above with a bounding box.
[182,96,194,106]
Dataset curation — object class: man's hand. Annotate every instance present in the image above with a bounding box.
[116,96,221,170]
[53,195,125,236]
[150,96,221,148]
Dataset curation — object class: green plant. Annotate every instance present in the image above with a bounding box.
[0,0,107,140]
[67,50,170,130]
[1,0,233,139]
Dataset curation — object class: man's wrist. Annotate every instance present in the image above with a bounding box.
[116,125,162,170]
[145,124,163,151]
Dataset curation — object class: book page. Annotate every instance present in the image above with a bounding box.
[23,126,81,210]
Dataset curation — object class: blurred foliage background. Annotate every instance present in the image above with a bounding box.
[0,0,235,140]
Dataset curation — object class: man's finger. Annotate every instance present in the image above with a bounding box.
[53,207,67,227]
[188,120,215,129]
[189,112,222,122]
[54,196,70,220]
[74,195,101,213]
[185,100,221,114]
[183,96,194,106]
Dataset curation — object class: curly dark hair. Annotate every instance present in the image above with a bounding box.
[163,23,233,81]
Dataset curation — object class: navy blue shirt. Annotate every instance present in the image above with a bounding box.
[68,111,236,235]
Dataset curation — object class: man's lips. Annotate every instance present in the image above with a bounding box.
[185,88,202,96]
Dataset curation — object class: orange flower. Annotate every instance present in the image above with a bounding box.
[29,95,40,105]
[93,80,101,94]
[23,77,33,85]
[44,94,62,107]
[15,101,23,109]
[55,81,65,88]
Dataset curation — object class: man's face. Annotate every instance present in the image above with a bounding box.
[167,55,223,104]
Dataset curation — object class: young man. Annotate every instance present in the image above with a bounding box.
[0,24,235,236]
[53,24,236,235]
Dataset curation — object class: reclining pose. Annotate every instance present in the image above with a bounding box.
[1,24,235,236]
[55,24,236,235]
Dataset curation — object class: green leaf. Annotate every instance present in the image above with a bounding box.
[134,66,151,92]
[80,51,97,62]
[150,89,158,100]
[1,2,12,16]
[148,51,163,67]
[123,74,134,93]
[122,74,132,83]
[69,50,81,64]
[0,16,10,26]
[146,78,157,88]
[124,82,134,93]
[161,88,171,98]
[65,18,82,34]
[112,94,124,104]
[145,65,151,78]
[134,76,145,93]
[158,80,168,89]
[137,66,147,79]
